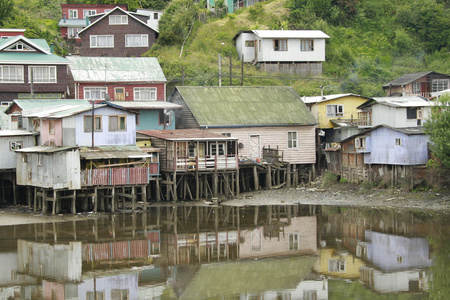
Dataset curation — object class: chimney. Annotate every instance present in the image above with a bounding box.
[63,13,66,23]
[86,16,89,26]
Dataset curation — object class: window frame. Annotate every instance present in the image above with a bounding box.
[0,65,24,83]
[406,107,418,120]
[273,39,288,51]
[125,34,149,47]
[83,9,97,18]
[326,104,344,117]
[412,81,421,94]
[109,15,128,25]
[287,131,298,149]
[67,27,82,39]
[49,120,55,135]
[210,143,225,156]
[84,115,103,132]
[84,87,107,100]
[300,39,314,51]
[28,66,57,83]
[159,110,171,125]
[134,87,157,101]
[245,40,255,47]
[289,233,299,251]
[90,35,114,48]
[68,9,78,19]
[395,138,402,146]
[432,79,449,92]
[9,141,23,151]
[109,115,127,132]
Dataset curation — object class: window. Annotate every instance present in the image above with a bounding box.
[328,259,346,272]
[5,42,34,51]
[22,154,27,163]
[49,120,55,135]
[289,233,299,251]
[406,107,417,119]
[274,39,287,51]
[288,131,297,148]
[109,115,126,131]
[90,35,114,48]
[10,141,23,151]
[395,138,402,146]
[83,10,96,18]
[134,87,156,101]
[68,9,78,19]
[355,137,366,150]
[0,66,23,83]
[326,104,344,117]
[84,87,107,100]
[397,255,404,264]
[154,12,159,19]
[67,27,82,38]
[84,115,102,132]
[210,143,225,156]
[114,87,125,101]
[222,133,231,137]
[109,15,128,25]
[412,82,421,94]
[245,40,255,47]
[301,39,314,51]
[29,66,56,83]
[125,34,148,47]
[38,154,43,166]
[159,110,171,125]
[432,79,449,92]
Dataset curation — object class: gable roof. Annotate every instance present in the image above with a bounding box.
[302,93,370,104]
[108,101,181,110]
[382,71,450,89]
[174,86,316,127]
[0,36,70,65]
[5,99,87,114]
[357,96,433,109]
[340,124,425,144]
[138,129,237,141]
[233,30,329,41]
[78,6,158,35]
[67,56,166,83]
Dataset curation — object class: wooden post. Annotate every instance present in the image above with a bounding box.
[142,185,147,212]
[111,187,116,213]
[266,164,272,189]
[131,186,136,211]
[72,190,77,214]
[213,171,218,198]
[52,190,57,215]
[156,177,161,202]
[286,163,291,188]
[33,187,37,212]
[253,165,259,191]
[93,187,98,213]
[42,189,47,213]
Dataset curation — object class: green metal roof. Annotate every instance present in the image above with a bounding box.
[8,99,88,112]
[67,56,166,83]
[0,52,70,64]
[175,86,317,127]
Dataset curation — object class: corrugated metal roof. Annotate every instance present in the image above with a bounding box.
[174,86,317,127]
[0,36,50,53]
[302,93,368,104]
[23,103,107,118]
[371,96,433,107]
[108,101,181,110]
[252,30,330,39]
[0,52,70,64]
[382,71,449,88]
[7,99,88,113]
[0,130,38,137]
[340,125,426,144]
[80,145,151,159]
[67,56,166,82]
[138,129,237,141]
[58,19,88,27]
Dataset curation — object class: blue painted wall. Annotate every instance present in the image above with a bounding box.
[136,110,175,131]
[363,127,429,165]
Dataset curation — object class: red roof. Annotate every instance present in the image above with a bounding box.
[137,129,237,141]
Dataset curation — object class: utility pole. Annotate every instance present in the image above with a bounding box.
[218,53,222,86]
[229,51,232,86]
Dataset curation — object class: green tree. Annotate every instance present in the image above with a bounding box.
[0,0,15,26]
[424,94,450,169]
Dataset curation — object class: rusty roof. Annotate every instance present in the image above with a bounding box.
[138,129,237,141]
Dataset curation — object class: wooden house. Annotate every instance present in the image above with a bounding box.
[137,129,239,201]
[325,125,429,187]
[356,96,432,128]
[0,36,71,103]
[0,28,25,39]
[383,71,450,98]
[302,93,371,143]
[136,8,163,30]
[67,56,166,102]
[77,6,158,57]
[233,30,329,75]
[58,4,128,44]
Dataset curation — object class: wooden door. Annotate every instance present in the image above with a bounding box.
[249,134,260,159]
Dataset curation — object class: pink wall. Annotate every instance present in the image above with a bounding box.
[41,119,63,146]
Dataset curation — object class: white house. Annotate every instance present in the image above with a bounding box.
[136,8,163,30]
[233,30,330,75]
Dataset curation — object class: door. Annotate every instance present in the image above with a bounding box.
[249,134,261,159]
[114,87,125,101]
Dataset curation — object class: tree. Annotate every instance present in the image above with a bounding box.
[0,0,15,26]
[424,94,450,169]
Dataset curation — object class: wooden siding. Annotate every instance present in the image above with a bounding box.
[0,135,35,169]
[169,90,200,129]
[209,126,316,164]
[72,82,166,101]
[80,10,157,57]
[316,95,368,129]
[41,119,63,146]
[259,62,323,76]
[80,165,158,186]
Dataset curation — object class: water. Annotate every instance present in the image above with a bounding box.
[0,204,448,299]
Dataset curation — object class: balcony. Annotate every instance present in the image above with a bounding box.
[169,155,239,172]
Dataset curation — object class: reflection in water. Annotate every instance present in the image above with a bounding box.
[0,204,448,299]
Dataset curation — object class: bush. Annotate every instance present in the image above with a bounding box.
[321,172,339,187]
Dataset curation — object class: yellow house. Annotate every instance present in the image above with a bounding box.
[302,94,371,129]
[314,248,366,279]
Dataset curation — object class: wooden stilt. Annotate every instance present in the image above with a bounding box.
[142,185,147,211]
[72,190,77,214]
[33,187,37,212]
[93,187,98,213]
[111,188,116,213]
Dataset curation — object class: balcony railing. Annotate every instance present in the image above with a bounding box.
[170,155,238,172]
[81,163,159,187]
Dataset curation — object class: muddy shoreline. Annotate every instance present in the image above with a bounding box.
[0,182,449,226]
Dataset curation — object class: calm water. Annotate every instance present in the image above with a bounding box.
[0,204,448,300]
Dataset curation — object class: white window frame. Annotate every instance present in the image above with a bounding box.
[287,131,298,149]
[68,9,78,19]
[289,233,299,251]
[90,35,114,48]
[0,65,24,83]
[210,143,225,156]
[125,34,149,47]
[109,115,127,132]
[84,87,107,100]
[83,10,97,18]
[245,40,255,47]
[326,104,344,117]
[300,39,314,51]
[9,141,23,151]
[28,66,56,83]
[273,39,287,51]
[84,115,103,132]
[109,15,128,25]
[355,137,366,150]
[67,27,82,39]
[134,87,156,101]
[395,138,402,146]
[432,79,449,92]
[5,42,34,51]
[412,81,421,94]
